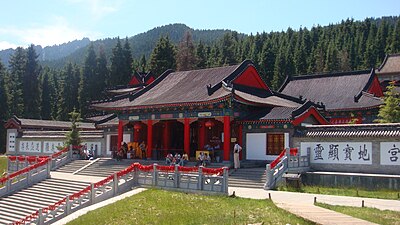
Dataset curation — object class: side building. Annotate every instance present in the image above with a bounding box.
[279,69,383,124]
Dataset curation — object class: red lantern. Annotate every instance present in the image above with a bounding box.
[205,120,215,129]
[133,123,142,131]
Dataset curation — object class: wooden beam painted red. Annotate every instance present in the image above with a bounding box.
[184,118,190,155]
[117,120,123,150]
[147,120,153,159]
[223,116,231,161]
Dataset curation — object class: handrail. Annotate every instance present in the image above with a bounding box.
[12,163,229,225]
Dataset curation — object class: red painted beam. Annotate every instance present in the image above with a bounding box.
[184,118,190,155]
[147,120,153,159]
[223,116,231,161]
[117,120,123,150]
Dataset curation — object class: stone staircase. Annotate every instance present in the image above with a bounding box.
[228,167,266,188]
[0,178,90,225]
[56,159,93,174]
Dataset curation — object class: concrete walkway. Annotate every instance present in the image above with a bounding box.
[229,187,400,225]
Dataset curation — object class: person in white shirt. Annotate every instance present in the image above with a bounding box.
[233,141,242,170]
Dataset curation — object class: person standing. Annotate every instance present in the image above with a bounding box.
[139,141,147,159]
[233,141,242,171]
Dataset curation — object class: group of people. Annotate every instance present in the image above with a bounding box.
[112,140,243,170]
[115,141,147,161]
[165,152,189,166]
[196,152,211,166]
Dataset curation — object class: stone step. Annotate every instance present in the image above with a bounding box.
[0,208,28,220]
[12,192,61,202]
[0,216,16,225]
[0,212,23,224]
[43,178,90,186]
[5,195,55,206]
[33,182,87,192]
[0,199,44,212]
[0,197,49,208]
[27,186,82,196]
[21,189,69,199]
[0,211,26,221]
[0,204,34,215]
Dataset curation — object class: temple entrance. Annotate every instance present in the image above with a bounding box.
[190,119,223,162]
[152,120,184,159]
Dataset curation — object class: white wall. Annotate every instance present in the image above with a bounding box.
[246,133,267,160]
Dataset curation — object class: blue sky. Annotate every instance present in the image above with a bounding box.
[0,0,399,50]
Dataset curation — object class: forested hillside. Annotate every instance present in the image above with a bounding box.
[0,16,399,153]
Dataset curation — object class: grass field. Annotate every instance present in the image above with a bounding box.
[67,189,314,225]
[278,185,400,200]
[0,155,7,175]
[316,203,400,225]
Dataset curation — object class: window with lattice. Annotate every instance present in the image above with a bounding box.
[267,133,284,155]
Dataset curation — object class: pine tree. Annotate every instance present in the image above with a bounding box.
[207,44,221,67]
[39,67,53,119]
[220,33,237,66]
[272,50,286,90]
[65,109,82,147]
[364,22,377,68]
[79,44,97,117]
[375,81,400,123]
[375,20,388,64]
[95,46,108,96]
[196,41,207,69]
[0,60,6,153]
[259,40,275,85]
[58,63,78,120]
[149,36,176,76]
[6,47,25,117]
[0,61,7,120]
[176,31,197,71]
[139,55,147,72]
[390,18,400,53]
[110,37,125,86]
[123,37,133,82]
[324,42,340,72]
[23,44,41,118]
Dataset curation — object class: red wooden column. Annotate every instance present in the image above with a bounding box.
[117,120,123,150]
[184,118,190,155]
[223,116,231,161]
[147,120,153,159]
[238,124,243,160]
[163,121,170,149]
[198,120,205,150]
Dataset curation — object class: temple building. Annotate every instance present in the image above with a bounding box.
[278,69,383,124]
[376,53,400,92]
[91,60,327,162]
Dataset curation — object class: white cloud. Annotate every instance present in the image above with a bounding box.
[66,0,124,20]
[0,41,19,50]
[0,16,100,48]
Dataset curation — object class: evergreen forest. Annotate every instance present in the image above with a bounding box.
[0,16,400,152]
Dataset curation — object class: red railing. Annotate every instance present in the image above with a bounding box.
[11,162,228,224]
[0,157,51,185]
[269,148,298,169]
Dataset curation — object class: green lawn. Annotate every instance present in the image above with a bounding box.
[278,185,400,200]
[67,189,314,225]
[316,203,400,225]
[0,155,7,175]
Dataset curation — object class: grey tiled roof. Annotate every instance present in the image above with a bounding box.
[377,54,400,74]
[297,123,400,138]
[15,117,96,130]
[279,70,382,111]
